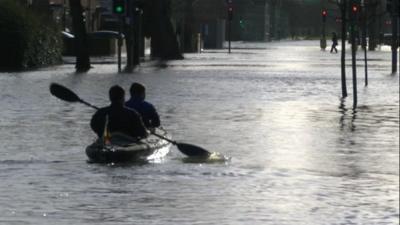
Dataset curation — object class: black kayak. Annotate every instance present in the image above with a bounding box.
[85,128,171,163]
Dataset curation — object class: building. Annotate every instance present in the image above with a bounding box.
[182,0,270,49]
[192,0,227,48]
[231,0,269,41]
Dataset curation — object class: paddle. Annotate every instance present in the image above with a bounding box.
[150,132,210,157]
[49,82,211,157]
[50,83,99,110]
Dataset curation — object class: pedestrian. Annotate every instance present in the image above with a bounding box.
[126,82,161,129]
[90,85,147,140]
[330,32,338,53]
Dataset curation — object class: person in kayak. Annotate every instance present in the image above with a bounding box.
[126,82,160,129]
[91,85,147,139]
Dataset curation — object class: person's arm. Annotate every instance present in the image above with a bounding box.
[148,104,161,127]
[130,110,148,138]
[90,110,105,137]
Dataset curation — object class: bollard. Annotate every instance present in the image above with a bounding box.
[197,33,201,53]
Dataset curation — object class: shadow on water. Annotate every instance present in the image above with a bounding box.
[0,159,66,165]
[332,96,399,178]
[86,160,151,167]
[339,97,358,132]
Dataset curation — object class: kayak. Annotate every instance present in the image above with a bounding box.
[85,128,171,163]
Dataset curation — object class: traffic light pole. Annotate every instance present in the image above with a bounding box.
[321,10,327,50]
[350,3,358,109]
[361,3,368,86]
[228,20,231,54]
[340,0,348,98]
[113,0,126,73]
[133,8,141,66]
[391,0,398,74]
[227,6,232,54]
[117,15,123,73]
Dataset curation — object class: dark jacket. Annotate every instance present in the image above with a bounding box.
[90,103,147,138]
[332,34,338,45]
[126,97,160,128]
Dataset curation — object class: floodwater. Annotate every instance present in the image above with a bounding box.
[0,41,398,225]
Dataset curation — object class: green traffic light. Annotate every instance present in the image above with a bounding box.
[115,6,124,13]
[239,20,244,28]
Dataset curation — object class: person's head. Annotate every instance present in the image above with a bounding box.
[130,82,146,100]
[109,85,125,105]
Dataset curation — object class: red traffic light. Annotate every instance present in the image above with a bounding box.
[322,10,327,16]
[352,4,358,13]
[228,7,233,20]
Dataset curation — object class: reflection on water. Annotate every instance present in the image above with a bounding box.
[0,41,398,225]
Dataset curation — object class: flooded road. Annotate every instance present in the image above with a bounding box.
[0,41,398,224]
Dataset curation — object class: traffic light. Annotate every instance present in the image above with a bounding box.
[322,9,327,22]
[228,6,233,21]
[351,4,358,14]
[239,19,244,28]
[349,3,359,20]
[113,0,125,14]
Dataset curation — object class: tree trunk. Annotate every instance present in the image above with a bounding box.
[145,0,183,60]
[124,0,135,72]
[367,0,378,51]
[69,0,90,72]
[391,0,398,73]
[183,0,195,52]
[340,0,348,98]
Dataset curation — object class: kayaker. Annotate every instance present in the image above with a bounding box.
[126,82,161,129]
[90,85,148,139]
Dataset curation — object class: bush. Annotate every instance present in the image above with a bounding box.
[0,0,62,71]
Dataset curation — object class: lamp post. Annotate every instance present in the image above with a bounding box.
[361,0,368,86]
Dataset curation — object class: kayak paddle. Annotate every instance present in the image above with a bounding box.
[49,82,211,158]
[50,83,99,110]
[150,132,210,157]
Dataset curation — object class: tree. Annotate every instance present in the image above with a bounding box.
[171,0,196,52]
[143,0,183,60]
[69,0,90,72]
[333,0,348,98]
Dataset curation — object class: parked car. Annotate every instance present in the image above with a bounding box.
[88,30,124,39]
[382,33,400,46]
[61,30,124,56]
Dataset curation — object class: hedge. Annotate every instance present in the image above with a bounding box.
[0,0,62,71]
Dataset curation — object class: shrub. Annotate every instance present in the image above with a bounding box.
[0,0,62,71]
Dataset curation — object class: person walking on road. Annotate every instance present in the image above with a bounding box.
[330,32,338,53]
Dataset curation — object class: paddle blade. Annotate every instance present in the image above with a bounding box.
[50,83,81,103]
[176,142,211,157]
